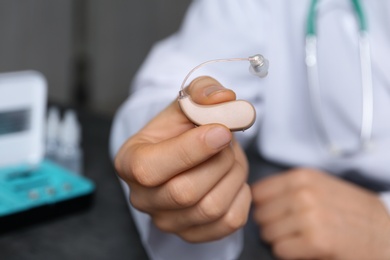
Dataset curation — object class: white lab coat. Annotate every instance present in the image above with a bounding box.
[110,0,390,259]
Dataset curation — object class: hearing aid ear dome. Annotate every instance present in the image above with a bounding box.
[249,54,269,78]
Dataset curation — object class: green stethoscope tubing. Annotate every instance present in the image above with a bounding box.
[307,0,367,35]
[305,0,373,156]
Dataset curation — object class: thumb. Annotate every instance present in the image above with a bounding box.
[187,76,236,105]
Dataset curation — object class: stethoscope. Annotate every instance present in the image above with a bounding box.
[305,0,374,156]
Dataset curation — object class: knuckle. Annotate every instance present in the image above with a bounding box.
[152,215,176,233]
[124,145,165,187]
[221,146,234,159]
[130,157,161,187]
[113,142,132,174]
[289,168,314,186]
[129,192,145,212]
[177,141,197,168]
[273,244,287,259]
[260,226,273,242]
[167,178,198,207]
[198,195,226,221]
[305,232,332,257]
[113,155,123,174]
[223,188,251,231]
[293,188,315,207]
[305,207,323,228]
[114,153,132,183]
[217,148,237,172]
[273,242,294,260]
[223,209,248,232]
[177,231,200,243]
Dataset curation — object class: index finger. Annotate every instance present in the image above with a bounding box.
[116,123,232,187]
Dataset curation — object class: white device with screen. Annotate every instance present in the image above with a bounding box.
[0,71,47,168]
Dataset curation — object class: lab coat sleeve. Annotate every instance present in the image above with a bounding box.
[109,0,268,259]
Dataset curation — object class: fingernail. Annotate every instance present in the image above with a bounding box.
[205,126,232,149]
[204,85,225,96]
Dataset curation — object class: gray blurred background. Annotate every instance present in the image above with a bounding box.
[0,0,192,115]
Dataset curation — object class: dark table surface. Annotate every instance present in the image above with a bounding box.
[0,109,276,260]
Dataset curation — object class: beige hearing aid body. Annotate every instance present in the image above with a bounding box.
[178,54,268,131]
[178,92,256,131]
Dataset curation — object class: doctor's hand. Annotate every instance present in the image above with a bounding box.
[252,168,390,260]
[114,76,251,243]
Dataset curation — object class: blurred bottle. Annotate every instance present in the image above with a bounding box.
[57,109,83,175]
[45,106,61,162]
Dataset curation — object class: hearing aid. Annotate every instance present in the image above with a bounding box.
[178,54,269,131]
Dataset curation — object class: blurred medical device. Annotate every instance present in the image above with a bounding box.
[0,71,94,233]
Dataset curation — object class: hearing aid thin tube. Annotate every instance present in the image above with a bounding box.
[180,57,249,95]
